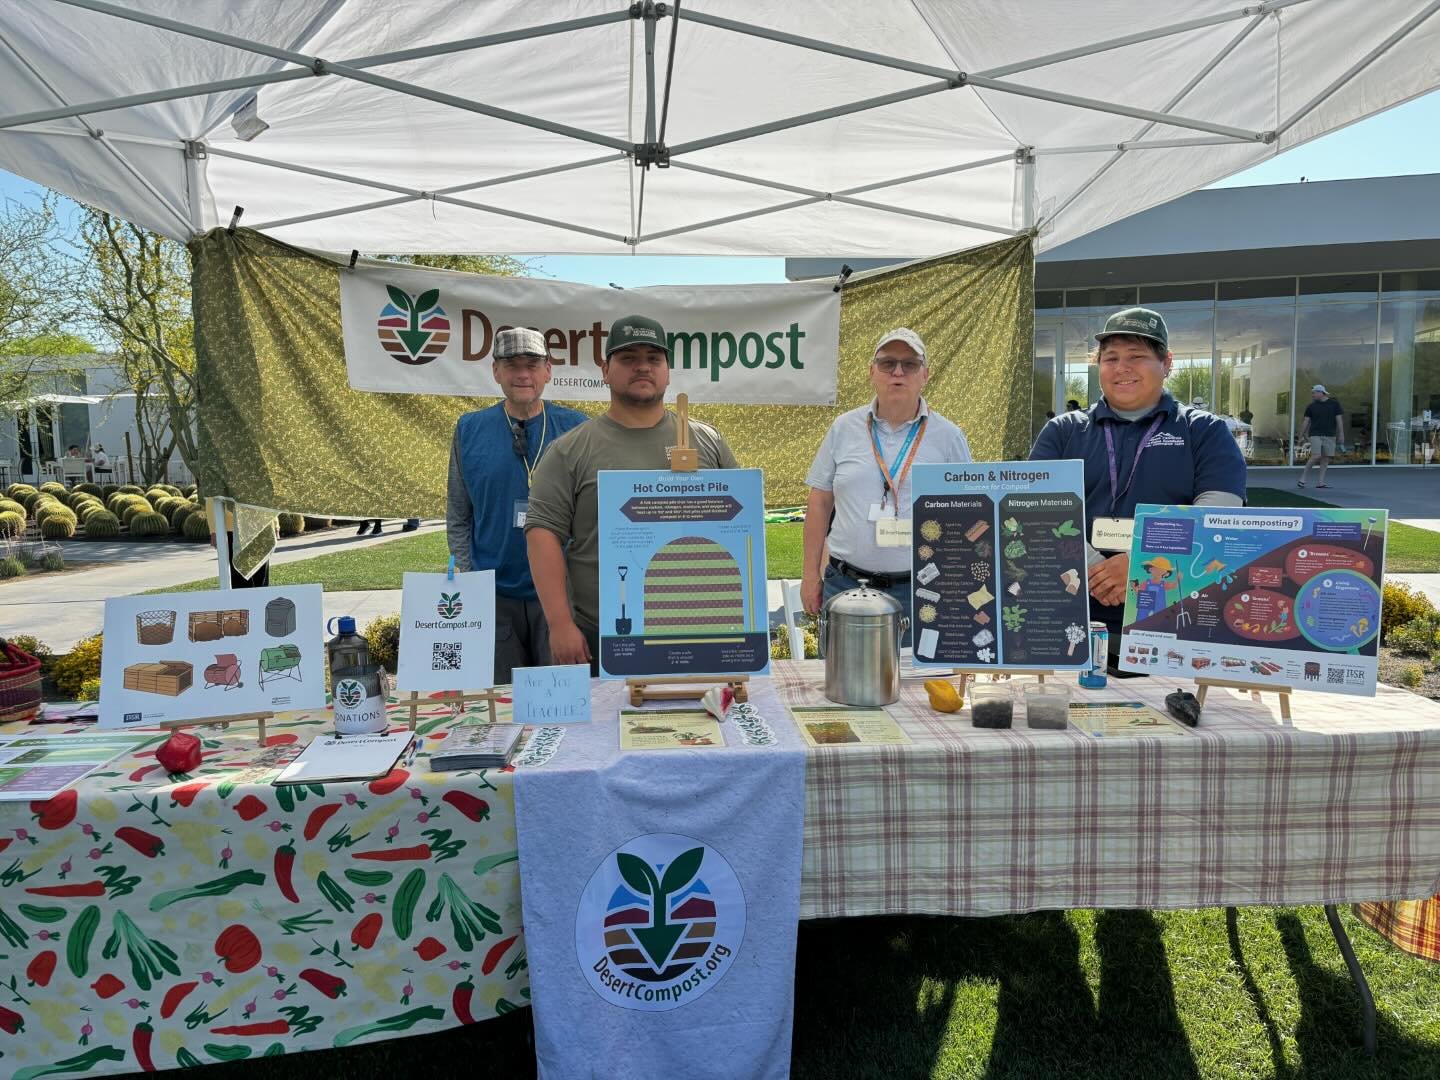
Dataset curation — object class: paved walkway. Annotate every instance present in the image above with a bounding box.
[1249,466,1440,532]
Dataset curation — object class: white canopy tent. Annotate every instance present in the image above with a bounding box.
[1,0,1438,258]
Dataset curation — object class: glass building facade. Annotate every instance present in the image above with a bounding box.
[1033,270,1440,466]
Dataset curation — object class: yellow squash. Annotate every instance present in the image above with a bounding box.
[924,679,963,713]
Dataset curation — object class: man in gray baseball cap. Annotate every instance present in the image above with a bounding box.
[446,325,589,682]
[526,314,741,671]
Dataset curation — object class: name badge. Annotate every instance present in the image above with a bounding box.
[876,518,912,547]
[1091,516,1135,552]
[867,502,884,522]
[514,499,529,528]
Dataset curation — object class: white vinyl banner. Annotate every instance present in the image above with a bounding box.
[340,265,840,405]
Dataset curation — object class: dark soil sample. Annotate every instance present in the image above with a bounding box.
[971,702,1014,729]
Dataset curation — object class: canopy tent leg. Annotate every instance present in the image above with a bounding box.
[1324,903,1377,1057]
[208,497,231,591]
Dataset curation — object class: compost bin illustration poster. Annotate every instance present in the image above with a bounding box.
[910,460,1091,670]
[1119,504,1388,695]
[596,468,770,678]
[98,584,326,727]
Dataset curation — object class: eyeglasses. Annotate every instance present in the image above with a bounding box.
[874,358,923,375]
[511,421,527,461]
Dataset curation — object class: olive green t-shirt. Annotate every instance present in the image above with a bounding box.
[525,411,740,630]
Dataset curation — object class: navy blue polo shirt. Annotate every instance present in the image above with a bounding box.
[1030,392,1247,633]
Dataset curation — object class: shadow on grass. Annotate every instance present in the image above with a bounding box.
[1275,911,1435,1080]
[791,911,1204,1080]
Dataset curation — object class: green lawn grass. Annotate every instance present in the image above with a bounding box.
[191,906,1440,1080]
[1247,488,1440,573]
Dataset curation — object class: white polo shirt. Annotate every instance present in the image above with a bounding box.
[805,397,973,574]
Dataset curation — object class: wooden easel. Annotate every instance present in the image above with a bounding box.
[669,392,699,472]
[159,712,273,747]
[404,689,501,729]
[626,675,750,708]
[1194,677,1293,720]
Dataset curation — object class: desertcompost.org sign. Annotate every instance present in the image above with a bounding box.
[339,264,840,405]
[575,832,745,1011]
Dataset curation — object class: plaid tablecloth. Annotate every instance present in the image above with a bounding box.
[0,697,528,1078]
[770,662,1440,920]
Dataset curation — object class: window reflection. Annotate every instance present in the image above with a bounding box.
[1295,304,1378,464]
[1217,305,1294,465]
[1379,299,1440,464]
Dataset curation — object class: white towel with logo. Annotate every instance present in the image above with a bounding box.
[514,679,805,1080]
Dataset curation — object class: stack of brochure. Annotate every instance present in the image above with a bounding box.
[430,724,525,771]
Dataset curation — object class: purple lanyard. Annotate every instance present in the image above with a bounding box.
[1102,414,1166,516]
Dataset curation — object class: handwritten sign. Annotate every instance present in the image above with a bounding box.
[511,665,592,725]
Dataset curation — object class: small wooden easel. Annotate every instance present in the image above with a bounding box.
[1194,677,1293,721]
[404,689,502,729]
[626,675,750,708]
[159,712,273,747]
[669,392,699,471]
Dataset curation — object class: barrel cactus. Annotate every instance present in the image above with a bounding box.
[39,482,68,498]
[118,484,144,495]
[182,511,212,541]
[0,511,22,538]
[278,513,306,536]
[40,515,76,539]
[129,511,171,537]
[84,510,120,538]
[75,482,103,497]
[0,498,25,520]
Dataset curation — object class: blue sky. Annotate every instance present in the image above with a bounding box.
[4,90,1438,288]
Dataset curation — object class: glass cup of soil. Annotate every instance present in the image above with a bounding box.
[970,682,1015,729]
[1023,682,1070,729]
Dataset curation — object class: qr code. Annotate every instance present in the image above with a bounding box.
[1326,667,1345,685]
[432,642,462,671]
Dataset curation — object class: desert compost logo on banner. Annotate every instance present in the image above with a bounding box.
[341,265,840,404]
[575,832,745,1011]
[377,285,451,365]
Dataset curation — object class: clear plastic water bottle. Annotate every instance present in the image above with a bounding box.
[1078,621,1108,689]
[326,615,370,675]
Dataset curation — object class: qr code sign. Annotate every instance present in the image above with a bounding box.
[1326,667,1344,685]
[432,642,463,671]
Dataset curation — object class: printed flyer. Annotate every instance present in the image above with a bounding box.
[0,733,149,800]
[597,468,770,679]
[910,461,1091,670]
[1069,702,1191,739]
[99,584,325,727]
[790,707,911,746]
[1120,504,1388,695]
[396,569,496,692]
[619,710,726,750]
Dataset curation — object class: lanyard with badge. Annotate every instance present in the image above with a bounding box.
[868,414,926,546]
[511,404,548,528]
[1091,414,1166,552]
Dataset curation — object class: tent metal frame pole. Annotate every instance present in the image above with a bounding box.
[45,0,632,153]
[666,159,1020,236]
[0,11,632,132]
[966,75,1272,143]
[668,80,955,157]
[206,145,629,243]
[0,27,194,237]
[1046,11,1269,226]
[250,153,626,233]
[184,140,205,234]
[1277,0,1440,134]
[1038,135,1254,154]
[1016,149,1036,231]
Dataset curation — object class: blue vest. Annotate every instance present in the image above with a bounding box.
[456,402,588,599]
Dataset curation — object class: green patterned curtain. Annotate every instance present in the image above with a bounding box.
[191,229,1032,515]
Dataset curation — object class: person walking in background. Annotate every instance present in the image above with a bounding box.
[1298,384,1345,489]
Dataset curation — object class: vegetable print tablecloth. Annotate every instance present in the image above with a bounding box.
[0,697,535,1078]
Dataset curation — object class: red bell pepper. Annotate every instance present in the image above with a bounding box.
[441,791,489,823]
[170,782,207,808]
[31,789,78,830]
[0,1004,23,1035]
[26,950,56,988]
[351,913,382,951]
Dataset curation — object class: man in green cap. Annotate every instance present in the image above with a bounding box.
[1030,307,1246,668]
[526,314,740,671]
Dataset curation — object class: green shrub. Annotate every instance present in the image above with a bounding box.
[6,634,51,662]
[129,511,171,537]
[770,616,820,660]
[39,549,65,572]
[363,613,401,671]
[75,482,103,497]
[79,676,101,701]
[278,513,306,536]
[1397,663,1425,689]
[0,498,25,519]
[52,634,103,698]
[84,511,120,538]
[1382,582,1436,641]
[182,512,212,541]
[117,484,144,495]
[1389,613,1440,658]
[40,516,76,539]
[0,511,22,538]
[0,556,24,578]
[303,516,334,530]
